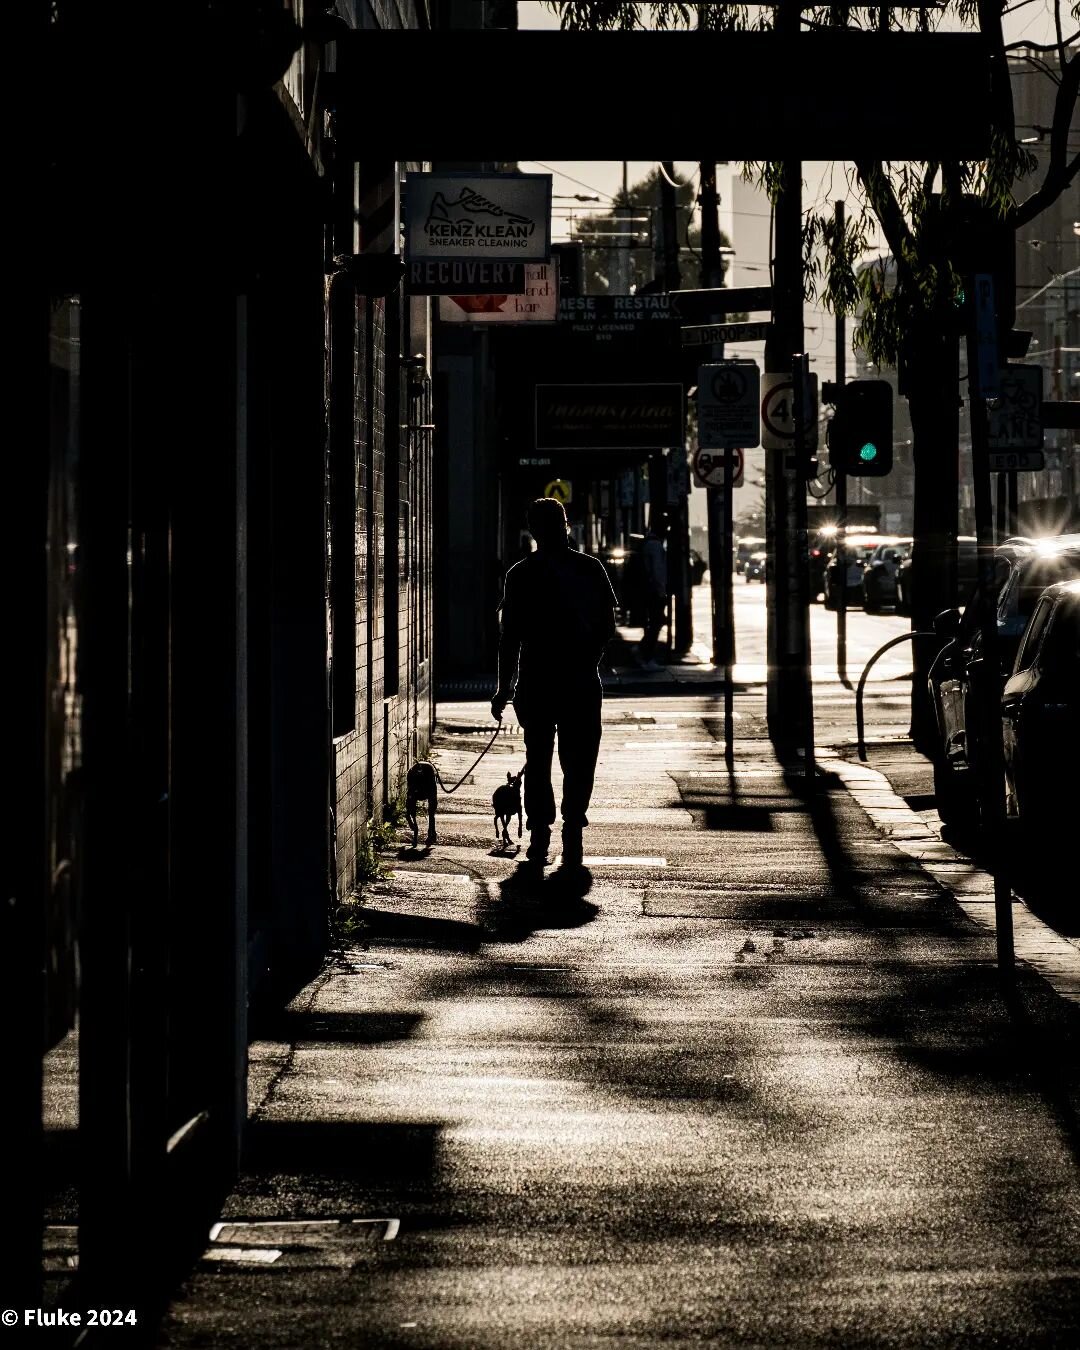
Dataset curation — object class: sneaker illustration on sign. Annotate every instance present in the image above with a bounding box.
[427,188,532,226]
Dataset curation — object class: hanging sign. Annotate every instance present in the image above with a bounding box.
[406,260,526,295]
[405,172,552,263]
[438,261,558,324]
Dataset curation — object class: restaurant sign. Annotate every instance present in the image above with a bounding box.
[535,383,685,451]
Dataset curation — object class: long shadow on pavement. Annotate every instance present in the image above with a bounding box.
[478,862,599,945]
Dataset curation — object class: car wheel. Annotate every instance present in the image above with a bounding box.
[864,594,881,614]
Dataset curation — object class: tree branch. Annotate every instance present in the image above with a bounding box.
[1011,49,1080,227]
[853,159,916,284]
[1003,30,1079,54]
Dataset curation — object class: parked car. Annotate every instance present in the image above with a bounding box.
[861,537,913,612]
[1001,579,1080,850]
[600,535,645,625]
[822,534,886,610]
[895,535,978,616]
[928,533,1080,826]
[744,550,767,583]
[808,535,832,601]
[736,536,766,575]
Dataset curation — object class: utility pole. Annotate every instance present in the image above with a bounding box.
[658,160,692,656]
[761,0,810,761]
[763,34,812,758]
[834,200,849,686]
[966,274,1015,981]
[698,158,736,756]
[613,159,632,295]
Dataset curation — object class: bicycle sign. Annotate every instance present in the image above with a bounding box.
[988,365,1042,451]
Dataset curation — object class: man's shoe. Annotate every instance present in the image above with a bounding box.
[560,829,584,867]
[525,830,551,865]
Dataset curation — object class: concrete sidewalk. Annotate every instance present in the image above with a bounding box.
[159,697,1080,1349]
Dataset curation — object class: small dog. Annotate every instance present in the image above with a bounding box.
[492,768,524,847]
[405,761,438,848]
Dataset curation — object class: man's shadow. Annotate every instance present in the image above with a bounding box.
[478,861,598,944]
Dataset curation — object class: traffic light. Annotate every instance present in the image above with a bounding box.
[827,379,893,477]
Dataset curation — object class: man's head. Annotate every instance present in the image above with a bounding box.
[527,497,570,549]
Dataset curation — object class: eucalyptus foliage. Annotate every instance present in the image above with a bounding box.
[547,2,1080,369]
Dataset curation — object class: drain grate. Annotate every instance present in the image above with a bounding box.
[202,1218,399,1270]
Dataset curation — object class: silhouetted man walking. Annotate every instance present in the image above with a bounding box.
[491,498,618,867]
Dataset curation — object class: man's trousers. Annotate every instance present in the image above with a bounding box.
[513,685,603,831]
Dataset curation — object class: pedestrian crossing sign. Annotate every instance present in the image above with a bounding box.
[544,479,572,505]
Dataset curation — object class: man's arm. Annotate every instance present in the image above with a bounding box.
[491,574,521,720]
[594,560,618,658]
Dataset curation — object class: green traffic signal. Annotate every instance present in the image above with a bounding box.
[829,380,893,477]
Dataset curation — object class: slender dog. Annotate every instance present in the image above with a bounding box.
[492,768,524,847]
[405,761,438,848]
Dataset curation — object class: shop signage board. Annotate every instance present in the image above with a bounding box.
[557,294,676,343]
[535,383,684,451]
[438,261,558,324]
[697,361,760,450]
[405,171,552,263]
[406,260,526,295]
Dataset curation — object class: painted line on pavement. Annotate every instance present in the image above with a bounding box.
[821,748,1080,1006]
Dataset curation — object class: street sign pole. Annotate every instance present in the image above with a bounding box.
[834,202,849,688]
[792,351,815,783]
[966,277,1015,982]
[722,456,735,765]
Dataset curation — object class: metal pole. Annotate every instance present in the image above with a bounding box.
[723,455,735,764]
[764,0,806,753]
[834,201,849,686]
[995,470,1006,545]
[792,351,816,781]
[966,278,1015,980]
[708,483,724,667]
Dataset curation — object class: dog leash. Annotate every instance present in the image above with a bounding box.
[431,719,507,795]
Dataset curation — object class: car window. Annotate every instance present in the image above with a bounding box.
[1041,602,1079,666]
[1017,553,1080,616]
[996,563,1022,621]
[1013,597,1053,673]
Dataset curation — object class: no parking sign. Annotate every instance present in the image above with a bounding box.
[692,446,744,489]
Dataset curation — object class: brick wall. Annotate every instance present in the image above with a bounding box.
[332,289,434,898]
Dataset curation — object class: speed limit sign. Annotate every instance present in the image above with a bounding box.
[692,446,744,489]
[761,371,819,450]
